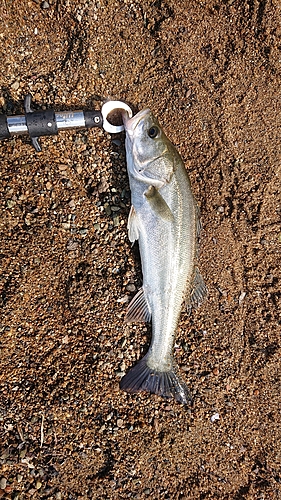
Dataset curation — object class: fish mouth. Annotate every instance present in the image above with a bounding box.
[122,108,150,134]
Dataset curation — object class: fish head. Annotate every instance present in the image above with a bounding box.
[123,109,175,188]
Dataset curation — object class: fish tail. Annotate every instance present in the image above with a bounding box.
[120,355,191,405]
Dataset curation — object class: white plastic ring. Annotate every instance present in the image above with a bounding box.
[101,100,133,133]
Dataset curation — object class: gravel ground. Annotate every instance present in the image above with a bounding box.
[0,1,280,499]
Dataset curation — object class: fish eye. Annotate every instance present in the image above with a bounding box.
[148,126,159,139]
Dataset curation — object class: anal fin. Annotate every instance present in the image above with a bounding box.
[186,267,208,312]
[125,287,151,323]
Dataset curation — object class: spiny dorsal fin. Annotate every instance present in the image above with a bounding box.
[186,267,208,312]
[144,186,174,222]
[127,205,139,243]
[125,287,151,323]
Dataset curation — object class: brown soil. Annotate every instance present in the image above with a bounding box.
[0,1,280,499]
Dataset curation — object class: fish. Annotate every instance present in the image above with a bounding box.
[120,108,207,404]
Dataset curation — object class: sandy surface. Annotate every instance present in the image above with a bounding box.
[0,1,281,499]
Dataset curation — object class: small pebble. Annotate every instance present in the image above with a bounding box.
[126,284,136,292]
[119,362,126,372]
[6,199,16,208]
[210,413,220,423]
[0,478,7,490]
[104,203,111,216]
[19,448,27,458]
[11,80,20,90]
[42,1,50,8]
[117,295,129,304]
[113,215,119,226]
[67,239,78,251]
[112,138,121,146]
[36,481,42,490]
[239,291,246,305]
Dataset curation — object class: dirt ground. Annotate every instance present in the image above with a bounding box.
[0,0,280,498]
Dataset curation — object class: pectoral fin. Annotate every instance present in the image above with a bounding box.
[144,186,174,222]
[127,205,139,243]
[125,287,151,323]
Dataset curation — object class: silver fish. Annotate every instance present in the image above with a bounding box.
[120,109,207,404]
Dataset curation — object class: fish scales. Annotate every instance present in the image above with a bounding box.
[120,109,207,404]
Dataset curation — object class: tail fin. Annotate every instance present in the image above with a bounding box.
[120,355,191,405]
